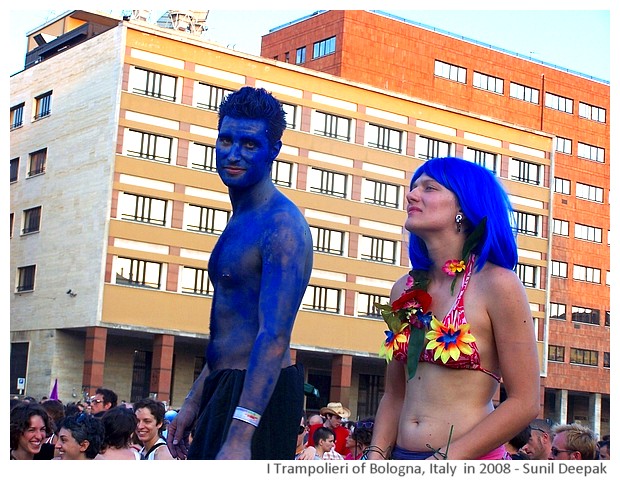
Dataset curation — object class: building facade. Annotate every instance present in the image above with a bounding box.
[261,10,610,432]
[10,10,607,434]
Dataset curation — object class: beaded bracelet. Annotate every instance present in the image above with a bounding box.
[232,406,261,427]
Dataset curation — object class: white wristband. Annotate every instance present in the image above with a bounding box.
[232,406,261,427]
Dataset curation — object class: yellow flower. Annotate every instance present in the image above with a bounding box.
[425,317,475,363]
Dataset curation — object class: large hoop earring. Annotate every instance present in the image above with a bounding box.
[455,213,463,233]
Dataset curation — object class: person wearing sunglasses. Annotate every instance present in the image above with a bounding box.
[90,388,117,418]
[549,423,597,460]
[522,418,554,460]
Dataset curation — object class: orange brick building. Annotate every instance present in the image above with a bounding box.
[261,10,610,431]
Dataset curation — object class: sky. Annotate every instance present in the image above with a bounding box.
[6,2,614,81]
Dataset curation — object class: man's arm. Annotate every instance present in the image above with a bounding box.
[166,363,209,459]
[216,209,313,459]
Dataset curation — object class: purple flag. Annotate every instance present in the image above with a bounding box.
[49,378,59,400]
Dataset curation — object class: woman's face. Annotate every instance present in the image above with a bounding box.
[55,427,86,460]
[18,414,47,456]
[405,173,460,234]
[135,407,162,445]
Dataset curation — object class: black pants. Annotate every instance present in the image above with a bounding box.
[187,364,304,460]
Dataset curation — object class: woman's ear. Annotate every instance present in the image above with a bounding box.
[79,439,90,453]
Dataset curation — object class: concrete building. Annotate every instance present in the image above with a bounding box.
[261,10,610,433]
[10,10,606,434]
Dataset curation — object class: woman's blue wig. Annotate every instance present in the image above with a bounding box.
[408,156,518,272]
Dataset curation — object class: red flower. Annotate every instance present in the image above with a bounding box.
[391,289,432,313]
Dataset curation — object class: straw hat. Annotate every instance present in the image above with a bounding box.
[319,402,351,418]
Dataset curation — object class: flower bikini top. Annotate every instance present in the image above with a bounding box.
[378,254,501,383]
[417,256,501,382]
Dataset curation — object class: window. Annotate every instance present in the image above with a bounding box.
[434,60,466,83]
[463,147,498,173]
[10,212,14,237]
[296,46,306,64]
[575,182,603,203]
[579,102,606,123]
[577,142,605,163]
[366,124,403,153]
[509,82,539,104]
[132,67,177,102]
[308,168,348,198]
[545,92,573,113]
[554,137,572,155]
[10,103,24,129]
[357,292,390,318]
[551,260,568,278]
[272,160,293,188]
[549,302,567,320]
[574,223,602,243]
[34,91,52,119]
[188,142,216,171]
[313,36,336,59]
[552,219,569,236]
[22,206,41,234]
[516,263,538,288]
[282,103,298,129]
[605,311,610,327]
[515,211,539,236]
[571,306,600,325]
[28,149,47,176]
[10,158,19,182]
[570,348,598,367]
[473,72,503,94]
[360,235,397,264]
[313,111,351,141]
[125,130,173,163]
[416,136,450,160]
[362,179,400,208]
[284,51,290,63]
[119,193,167,226]
[181,267,213,296]
[573,264,601,284]
[554,177,571,195]
[195,83,233,111]
[548,345,565,362]
[603,352,610,368]
[509,158,541,185]
[16,265,36,292]
[186,204,230,234]
[310,226,345,255]
[302,285,340,313]
[115,257,162,289]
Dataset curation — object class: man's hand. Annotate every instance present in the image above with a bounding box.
[166,403,198,459]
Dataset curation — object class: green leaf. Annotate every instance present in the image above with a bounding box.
[462,216,487,260]
[407,327,426,380]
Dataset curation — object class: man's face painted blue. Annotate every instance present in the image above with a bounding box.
[216,117,280,189]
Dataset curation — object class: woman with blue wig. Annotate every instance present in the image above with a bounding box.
[367,157,539,460]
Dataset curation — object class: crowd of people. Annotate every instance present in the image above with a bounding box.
[10,388,178,460]
[10,391,609,461]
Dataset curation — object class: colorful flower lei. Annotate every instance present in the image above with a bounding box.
[375,218,487,380]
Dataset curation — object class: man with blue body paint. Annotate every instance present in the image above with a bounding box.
[167,86,313,460]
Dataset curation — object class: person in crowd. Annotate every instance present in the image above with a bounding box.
[368,157,539,460]
[313,427,336,460]
[505,424,531,459]
[522,418,554,460]
[307,402,351,458]
[35,398,66,459]
[90,387,118,417]
[345,421,373,460]
[10,402,53,460]
[161,409,178,440]
[95,406,141,460]
[167,86,313,460]
[549,423,597,460]
[64,401,86,417]
[134,398,174,460]
[295,415,317,460]
[55,413,105,460]
[597,438,610,460]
